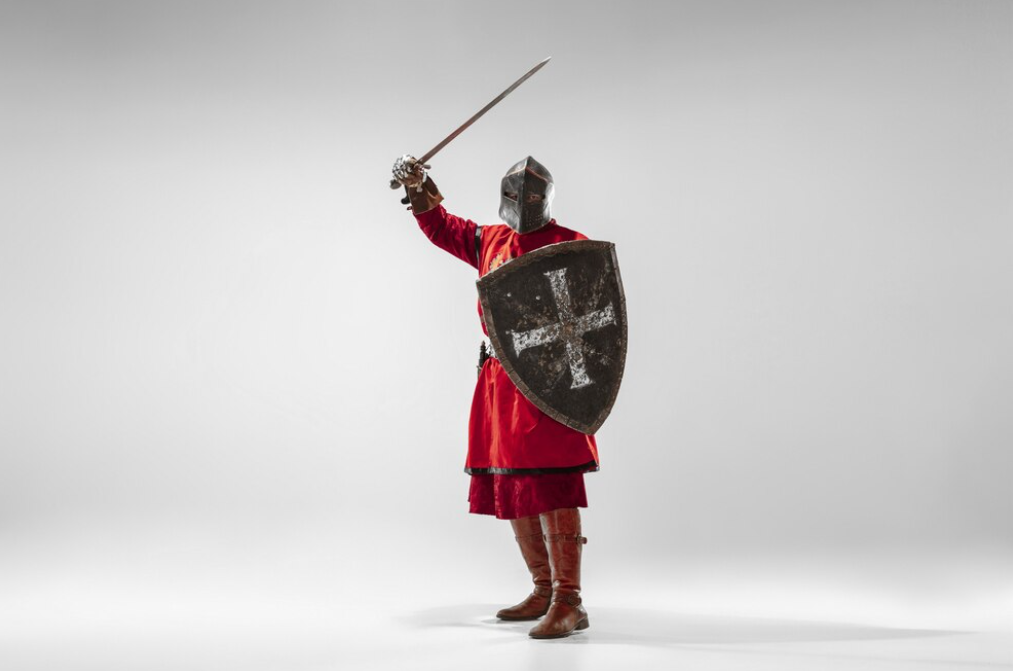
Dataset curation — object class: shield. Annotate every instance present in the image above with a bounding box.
[477,240,627,434]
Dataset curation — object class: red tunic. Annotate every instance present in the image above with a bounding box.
[415,205,600,477]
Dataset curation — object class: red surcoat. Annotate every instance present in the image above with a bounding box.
[415,205,600,475]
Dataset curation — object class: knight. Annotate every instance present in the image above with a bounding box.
[392,154,595,639]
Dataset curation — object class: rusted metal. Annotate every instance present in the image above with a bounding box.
[499,156,554,234]
[477,240,628,434]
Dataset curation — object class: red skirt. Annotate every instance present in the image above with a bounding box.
[468,472,588,520]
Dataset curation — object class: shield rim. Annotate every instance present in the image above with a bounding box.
[476,239,627,435]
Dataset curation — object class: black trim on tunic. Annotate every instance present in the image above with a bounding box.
[465,460,600,476]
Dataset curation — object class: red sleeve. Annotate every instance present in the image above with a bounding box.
[414,205,480,269]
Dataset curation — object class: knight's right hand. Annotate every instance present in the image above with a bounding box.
[392,154,430,190]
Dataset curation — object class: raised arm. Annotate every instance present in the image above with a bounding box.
[393,155,480,269]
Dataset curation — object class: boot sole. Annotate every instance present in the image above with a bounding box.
[497,613,547,621]
[528,616,590,639]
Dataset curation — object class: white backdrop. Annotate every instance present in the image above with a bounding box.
[2,1,1011,668]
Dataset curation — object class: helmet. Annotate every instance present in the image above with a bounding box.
[498,156,554,234]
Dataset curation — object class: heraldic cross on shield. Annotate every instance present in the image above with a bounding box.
[509,268,617,390]
[476,240,628,435]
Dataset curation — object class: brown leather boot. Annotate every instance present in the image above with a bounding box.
[529,508,589,639]
[495,515,552,620]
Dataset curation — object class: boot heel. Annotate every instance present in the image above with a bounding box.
[576,617,589,630]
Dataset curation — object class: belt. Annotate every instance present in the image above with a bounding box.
[478,340,498,374]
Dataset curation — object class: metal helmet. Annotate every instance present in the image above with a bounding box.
[499,156,554,234]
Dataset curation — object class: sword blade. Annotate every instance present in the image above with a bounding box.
[391,57,551,189]
[419,56,551,164]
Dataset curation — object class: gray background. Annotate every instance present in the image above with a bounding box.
[1,1,1011,668]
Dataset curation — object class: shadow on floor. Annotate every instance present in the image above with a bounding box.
[400,604,963,647]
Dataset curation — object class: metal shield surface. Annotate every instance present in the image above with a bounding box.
[477,240,627,434]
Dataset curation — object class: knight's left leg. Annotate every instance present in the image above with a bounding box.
[528,507,589,639]
[496,515,552,620]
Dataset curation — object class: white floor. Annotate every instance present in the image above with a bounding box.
[3,520,1011,671]
[5,600,1012,671]
[392,605,1013,671]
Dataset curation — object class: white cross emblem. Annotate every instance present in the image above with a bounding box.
[507,268,617,389]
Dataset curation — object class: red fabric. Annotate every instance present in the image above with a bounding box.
[415,205,600,475]
[415,205,479,269]
[468,358,599,472]
[476,221,589,336]
[468,472,587,520]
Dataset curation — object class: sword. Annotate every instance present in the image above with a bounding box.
[389,56,551,190]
